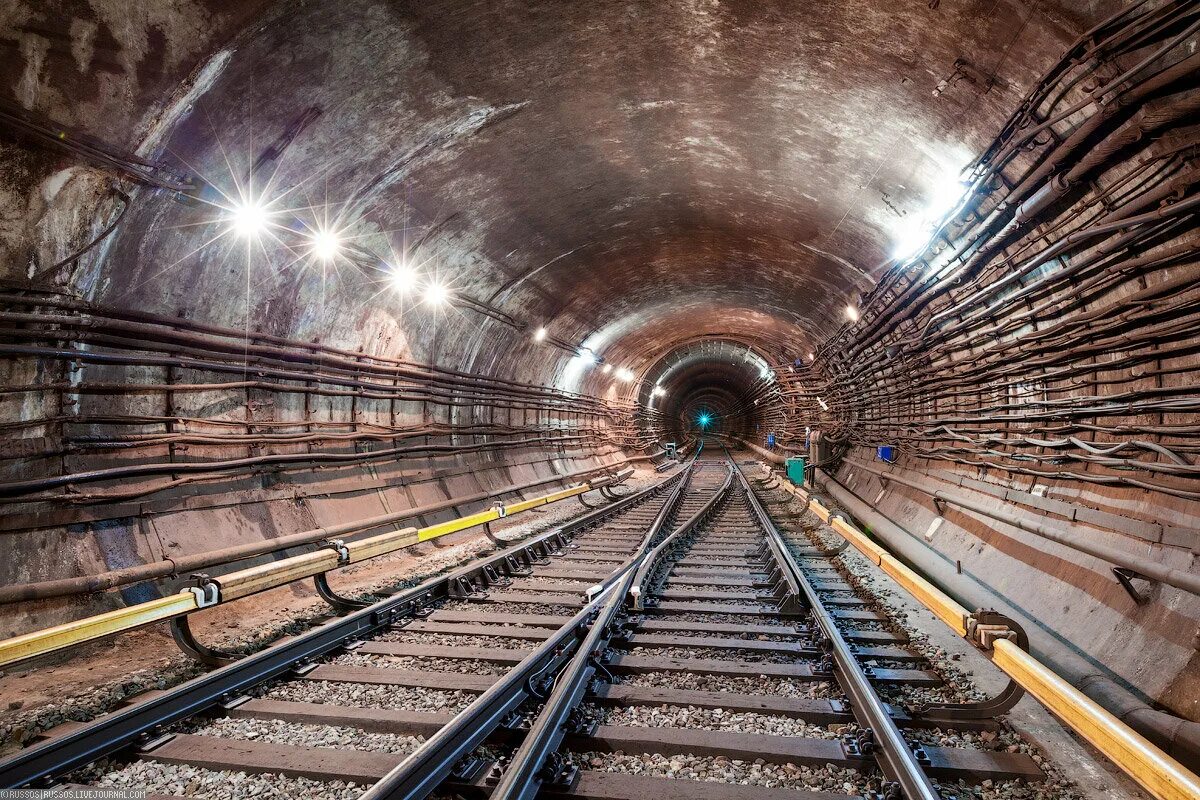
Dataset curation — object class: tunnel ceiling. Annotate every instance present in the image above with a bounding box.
[6,0,1118,385]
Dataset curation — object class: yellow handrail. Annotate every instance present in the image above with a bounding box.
[0,476,606,668]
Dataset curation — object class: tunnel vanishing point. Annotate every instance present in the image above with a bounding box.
[1,1,1200,799]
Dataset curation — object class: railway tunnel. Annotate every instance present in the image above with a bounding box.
[1,1,1200,798]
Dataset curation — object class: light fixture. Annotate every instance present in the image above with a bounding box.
[615,368,634,382]
[845,304,860,323]
[652,386,666,397]
[807,352,816,362]
[424,281,450,306]
[534,326,547,342]
[576,349,597,364]
[892,215,934,262]
[927,172,970,220]
[602,364,613,373]
[698,413,711,428]
[891,168,969,263]
[310,229,341,260]
[388,263,418,292]
[227,198,269,238]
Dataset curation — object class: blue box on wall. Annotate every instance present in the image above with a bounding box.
[877,445,895,463]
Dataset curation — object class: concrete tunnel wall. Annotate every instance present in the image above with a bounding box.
[2,0,1199,728]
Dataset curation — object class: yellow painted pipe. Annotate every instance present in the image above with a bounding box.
[993,639,1200,800]
[0,592,199,667]
[0,479,597,668]
[828,516,970,636]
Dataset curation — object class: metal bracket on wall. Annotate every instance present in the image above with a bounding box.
[1112,567,1153,605]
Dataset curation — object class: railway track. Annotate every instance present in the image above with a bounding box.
[0,450,1076,800]
[484,454,1052,800]
[0,453,727,796]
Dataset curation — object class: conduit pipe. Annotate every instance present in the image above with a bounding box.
[811,468,1200,774]
[844,457,1200,597]
[0,465,634,604]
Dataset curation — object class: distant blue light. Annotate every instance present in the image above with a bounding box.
[698,413,711,428]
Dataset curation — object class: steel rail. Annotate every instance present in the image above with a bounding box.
[735,466,942,800]
[777,467,1200,800]
[0,467,687,790]
[355,457,702,800]
[486,459,735,800]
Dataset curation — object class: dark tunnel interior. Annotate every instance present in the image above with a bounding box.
[1,0,1200,793]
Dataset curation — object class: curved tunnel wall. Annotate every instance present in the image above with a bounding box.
[2,0,1198,724]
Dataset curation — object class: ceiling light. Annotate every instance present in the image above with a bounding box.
[652,386,666,397]
[227,198,269,238]
[615,368,634,382]
[892,214,935,262]
[534,326,547,341]
[845,304,860,323]
[807,352,816,362]
[927,172,970,220]
[602,364,613,373]
[424,281,450,306]
[310,229,341,260]
[388,263,418,292]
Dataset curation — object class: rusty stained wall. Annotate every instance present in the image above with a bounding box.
[5,0,1194,723]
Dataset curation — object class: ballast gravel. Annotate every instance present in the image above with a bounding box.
[84,760,363,800]
[377,630,534,649]
[595,703,836,739]
[655,611,789,626]
[332,651,508,676]
[439,600,576,616]
[570,751,870,794]
[262,680,476,714]
[189,716,423,755]
[620,671,843,700]
[622,645,804,665]
[642,629,798,642]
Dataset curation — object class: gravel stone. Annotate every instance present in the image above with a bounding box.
[377,630,534,650]
[570,750,870,793]
[440,600,577,616]
[262,680,476,714]
[621,646,804,665]
[619,672,843,700]
[595,703,836,739]
[333,651,508,675]
[83,760,364,800]
[189,716,423,755]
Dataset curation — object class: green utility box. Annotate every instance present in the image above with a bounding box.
[785,456,807,486]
